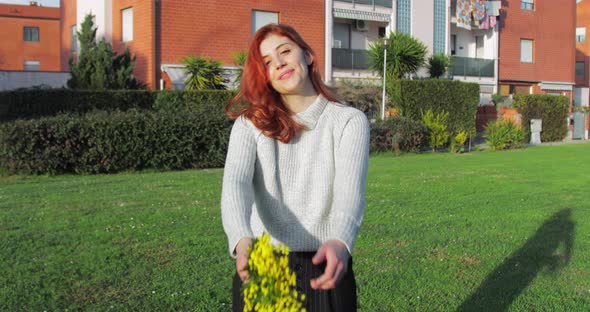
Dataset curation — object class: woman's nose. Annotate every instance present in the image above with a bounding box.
[275,58,286,69]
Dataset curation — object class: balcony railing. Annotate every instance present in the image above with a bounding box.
[335,0,393,8]
[449,56,495,78]
[332,48,370,70]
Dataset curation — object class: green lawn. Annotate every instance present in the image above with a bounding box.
[1,144,589,311]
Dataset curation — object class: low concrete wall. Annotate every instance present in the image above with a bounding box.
[0,71,70,90]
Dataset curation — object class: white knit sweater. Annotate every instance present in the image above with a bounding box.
[221,95,370,257]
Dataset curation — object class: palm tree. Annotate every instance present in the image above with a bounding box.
[367,32,427,80]
[181,55,226,90]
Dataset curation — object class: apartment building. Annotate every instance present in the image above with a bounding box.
[0,2,61,71]
[498,0,576,100]
[60,0,325,89]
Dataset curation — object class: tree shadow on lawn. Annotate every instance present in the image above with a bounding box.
[457,208,574,312]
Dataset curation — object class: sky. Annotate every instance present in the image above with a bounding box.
[0,0,60,7]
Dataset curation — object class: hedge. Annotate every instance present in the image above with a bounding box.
[0,90,158,122]
[387,80,480,135]
[0,108,233,174]
[154,90,236,112]
[512,94,569,142]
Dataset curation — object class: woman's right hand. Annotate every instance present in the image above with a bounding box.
[235,237,253,282]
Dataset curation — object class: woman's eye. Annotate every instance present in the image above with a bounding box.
[280,49,291,55]
[265,60,272,67]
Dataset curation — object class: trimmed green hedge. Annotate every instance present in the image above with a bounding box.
[0,108,232,174]
[387,80,479,135]
[0,90,159,122]
[513,94,569,142]
[154,90,236,112]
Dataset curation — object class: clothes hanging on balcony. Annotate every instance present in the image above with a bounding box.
[489,15,497,28]
[456,0,472,30]
[479,14,490,30]
[485,1,501,16]
[472,0,486,23]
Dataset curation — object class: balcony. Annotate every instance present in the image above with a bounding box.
[449,56,495,78]
[332,48,370,70]
[334,0,392,8]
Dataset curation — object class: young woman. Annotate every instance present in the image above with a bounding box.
[221,24,370,311]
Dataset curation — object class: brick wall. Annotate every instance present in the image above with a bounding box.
[112,0,156,89]
[159,0,325,89]
[499,1,575,85]
[0,4,61,71]
[60,0,76,71]
[576,1,590,86]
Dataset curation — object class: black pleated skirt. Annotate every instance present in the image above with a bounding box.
[232,252,357,312]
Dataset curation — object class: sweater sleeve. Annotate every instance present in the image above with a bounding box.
[221,116,257,257]
[329,111,370,254]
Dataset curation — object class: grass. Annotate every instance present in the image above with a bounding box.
[1,144,590,311]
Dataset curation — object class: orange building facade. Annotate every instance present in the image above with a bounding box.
[498,0,576,100]
[60,0,325,90]
[0,3,61,71]
[576,0,590,87]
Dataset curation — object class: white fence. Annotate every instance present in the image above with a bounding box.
[0,71,70,91]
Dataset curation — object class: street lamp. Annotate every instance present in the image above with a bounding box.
[381,38,388,120]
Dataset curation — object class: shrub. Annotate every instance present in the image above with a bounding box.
[0,108,232,174]
[370,116,427,153]
[388,79,479,135]
[421,109,449,152]
[337,80,382,119]
[153,90,236,113]
[427,53,450,79]
[0,90,157,122]
[484,119,525,151]
[512,94,569,142]
[450,130,468,153]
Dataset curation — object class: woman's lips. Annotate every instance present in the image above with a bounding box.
[278,69,294,80]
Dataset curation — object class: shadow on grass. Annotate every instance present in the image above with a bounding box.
[457,208,574,312]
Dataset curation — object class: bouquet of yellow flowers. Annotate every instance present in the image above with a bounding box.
[242,233,306,312]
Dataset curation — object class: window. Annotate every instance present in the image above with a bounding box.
[521,0,534,11]
[71,25,78,52]
[520,39,533,63]
[396,0,411,34]
[24,60,40,71]
[252,10,278,35]
[451,34,456,55]
[24,27,39,42]
[122,7,133,42]
[433,0,446,54]
[378,27,386,39]
[577,27,586,43]
[333,23,350,49]
[576,61,585,78]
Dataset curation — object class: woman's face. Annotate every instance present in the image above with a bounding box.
[259,34,313,96]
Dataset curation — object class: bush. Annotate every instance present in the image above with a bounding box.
[450,130,468,153]
[512,94,569,142]
[153,90,235,113]
[0,108,232,174]
[484,119,525,151]
[421,109,449,152]
[336,81,382,120]
[0,90,157,122]
[370,116,428,153]
[388,80,479,135]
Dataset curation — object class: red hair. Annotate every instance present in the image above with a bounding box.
[225,24,339,143]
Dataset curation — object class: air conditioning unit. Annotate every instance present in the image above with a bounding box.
[333,40,342,48]
[355,20,369,32]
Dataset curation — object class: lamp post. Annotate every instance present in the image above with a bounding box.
[381,38,388,120]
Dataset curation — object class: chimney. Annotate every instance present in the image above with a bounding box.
[29,1,39,6]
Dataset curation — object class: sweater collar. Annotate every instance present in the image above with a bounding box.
[293,94,328,130]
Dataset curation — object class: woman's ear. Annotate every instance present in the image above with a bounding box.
[305,51,314,66]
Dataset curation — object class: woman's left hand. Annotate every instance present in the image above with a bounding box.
[310,240,350,290]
